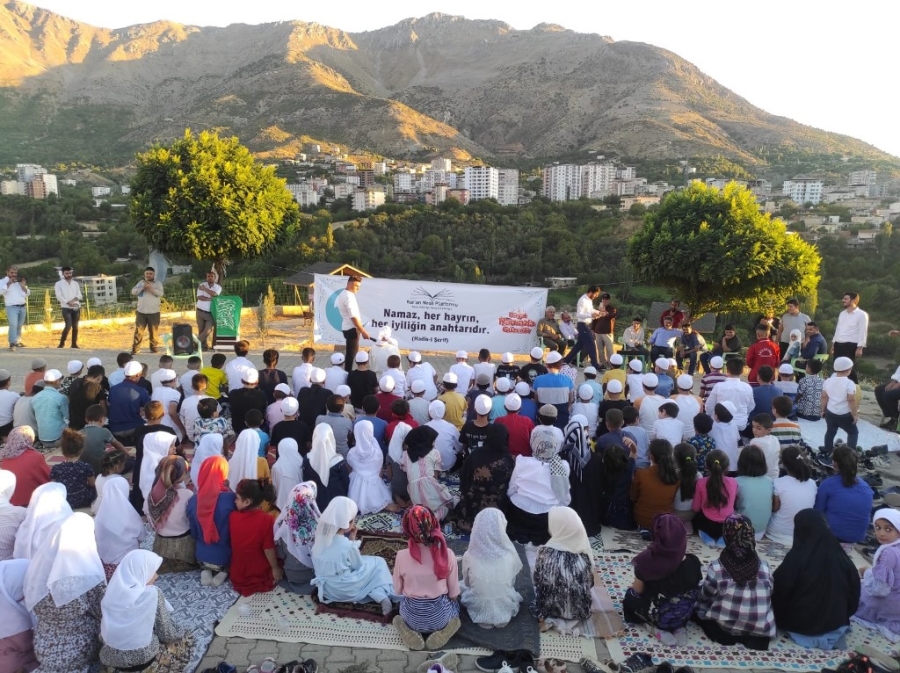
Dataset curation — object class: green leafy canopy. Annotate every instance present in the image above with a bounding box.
[627,181,821,317]
[129,130,299,272]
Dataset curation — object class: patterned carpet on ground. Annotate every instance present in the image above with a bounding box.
[593,531,896,671]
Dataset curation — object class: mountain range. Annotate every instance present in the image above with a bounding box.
[0,1,895,167]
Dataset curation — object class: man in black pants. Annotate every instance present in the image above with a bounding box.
[336,275,370,372]
[564,285,601,368]
[831,291,868,383]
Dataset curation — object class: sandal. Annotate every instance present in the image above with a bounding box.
[537,658,567,673]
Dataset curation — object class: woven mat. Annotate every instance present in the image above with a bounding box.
[215,585,595,662]
[594,550,896,671]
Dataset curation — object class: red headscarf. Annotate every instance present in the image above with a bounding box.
[196,456,229,544]
[401,505,450,580]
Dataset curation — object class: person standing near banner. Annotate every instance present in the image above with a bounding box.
[337,275,370,373]
[196,270,222,351]
[564,285,601,369]
[55,266,83,349]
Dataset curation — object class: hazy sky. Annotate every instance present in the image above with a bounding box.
[25,0,900,158]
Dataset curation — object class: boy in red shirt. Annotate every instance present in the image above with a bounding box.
[746,323,780,384]
[495,393,535,457]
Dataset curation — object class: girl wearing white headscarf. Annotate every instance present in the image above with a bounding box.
[303,424,350,512]
[12,482,72,561]
[347,420,394,514]
[0,469,27,561]
[272,438,305,511]
[24,512,106,673]
[387,421,412,505]
[139,431,177,505]
[99,550,194,672]
[461,508,523,627]
[854,508,900,640]
[782,329,803,362]
[274,481,320,593]
[531,506,593,627]
[190,433,224,488]
[228,429,262,487]
[311,496,396,614]
[95,476,147,574]
[0,558,38,673]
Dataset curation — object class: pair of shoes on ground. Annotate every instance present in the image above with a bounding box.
[698,530,725,548]
[475,648,537,672]
[246,657,318,673]
[393,616,461,651]
[416,651,459,673]
[200,569,229,587]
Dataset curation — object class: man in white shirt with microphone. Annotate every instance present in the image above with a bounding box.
[54,266,83,349]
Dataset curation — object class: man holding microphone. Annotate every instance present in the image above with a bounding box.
[131,266,164,354]
[563,284,601,369]
[55,266,83,349]
[0,265,30,351]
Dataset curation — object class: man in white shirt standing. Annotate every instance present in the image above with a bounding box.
[832,291,868,383]
[130,266,164,354]
[54,266,83,349]
[704,357,755,433]
[563,285,601,369]
[0,265,30,351]
[336,275,370,372]
[196,270,222,351]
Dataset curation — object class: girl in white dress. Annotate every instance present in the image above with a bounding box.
[347,420,395,514]
[272,438,304,511]
[461,507,523,628]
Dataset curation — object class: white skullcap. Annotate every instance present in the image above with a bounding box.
[355,351,369,363]
[331,352,345,365]
[655,357,670,370]
[66,360,83,375]
[43,369,63,382]
[546,351,563,365]
[442,372,458,384]
[474,395,492,415]
[642,373,659,388]
[710,356,724,369]
[778,363,795,375]
[455,350,468,359]
[379,376,395,392]
[242,369,259,384]
[530,347,544,360]
[428,400,446,420]
[274,383,292,395]
[504,393,522,411]
[607,379,623,394]
[578,383,594,400]
[677,374,693,390]
[86,357,102,368]
[628,359,643,373]
[335,384,351,397]
[159,368,177,382]
[833,357,853,372]
[722,400,737,415]
[123,361,143,377]
[514,381,531,396]
[610,354,623,366]
[495,377,511,392]
[310,367,326,383]
[408,351,422,363]
[501,352,513,364]
[584,366,598,376]
[281,397,299,416]
[410,380,426,394]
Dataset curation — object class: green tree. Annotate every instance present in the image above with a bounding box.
[130,130,299,278]
[627,181,821,317]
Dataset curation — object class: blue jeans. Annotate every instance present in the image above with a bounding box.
[824,410,858,451]
[5,304,25,346]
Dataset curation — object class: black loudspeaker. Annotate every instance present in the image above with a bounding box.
[172,323,194,355]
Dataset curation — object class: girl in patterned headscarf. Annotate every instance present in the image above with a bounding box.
[392,505,461,651]
[146,456,197,573]
[273,481,320,592]
[0,427,50,507]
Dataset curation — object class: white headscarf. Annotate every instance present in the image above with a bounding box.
[388,421,412,464]
[140,431,177,501]
[463,508,522,587]
[0,469,15,510]
[24,512,105,611]
[95,476,145,564]
[228,429,260,490]
[0,559,32,639]
[272,439,305,511]
[100,550,163,651]
[873,508,900,566]
[273,482,320,567]
[191,433,224,488]
[308,424,341,488]
[544,506,593,558]
[13,482,72,560]
[312,496,357,559]
[348,420,382,469]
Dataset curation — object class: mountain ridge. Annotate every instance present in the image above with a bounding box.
[0,1,895,167]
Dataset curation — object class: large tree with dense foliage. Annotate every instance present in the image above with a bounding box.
[130,130,299,277]
[627,181,821,317]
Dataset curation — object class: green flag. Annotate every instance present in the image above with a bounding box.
[211,296,242,340]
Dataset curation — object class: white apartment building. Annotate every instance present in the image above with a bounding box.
[464,166,499,201]
[352,187,386,212]
[1,180,25,195]
[40,174,58,196]
[617,166,636,180]
[92,186,112,197]
[782,178,824,205]
[848,170,876,187]
[16,164,45,183]
[580,163,616,199]
[393,172,414,192]
[431,158,452,172]
[75,274,117,306]
[542,164,581,202]
[424,169,448,190]
[373,162,387,176]
[287,183,319,208]
[497,168,519,206]
[61,179,77,187]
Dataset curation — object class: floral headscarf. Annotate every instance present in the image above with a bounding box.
[402,505,450,580]
[147,456,188,530]
[274,481,320,563]
[720,513,760,586]
[0,427,35,460]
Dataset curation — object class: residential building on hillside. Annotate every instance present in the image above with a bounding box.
[394,172,414,193]
[352,187,385,212]
[543,164,581,201]
[782,177,823,205]
[76,274,117,306]
[849,170,876,187]
[39,174,58,196]
[464,166,499,201]
[425,184,449,205]
[432,158,452,172]
[16,164,45,182]
[333,183,354,199]
[287,183,319,208]
[1,180,25,195]
[581,163,616,199]
[373,162,387,176]
[497,168,519,206]
[448,188,470,205]
[92,186,112,197]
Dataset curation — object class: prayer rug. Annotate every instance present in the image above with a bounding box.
[594,551,897,671]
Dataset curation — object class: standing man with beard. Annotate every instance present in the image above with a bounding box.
[832,292,868,384]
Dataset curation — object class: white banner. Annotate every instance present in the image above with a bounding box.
[313,275,548,354]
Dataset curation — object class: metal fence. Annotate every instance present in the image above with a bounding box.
[1,277,307,326]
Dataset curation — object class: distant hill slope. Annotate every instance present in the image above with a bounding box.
[0,1,896,166]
